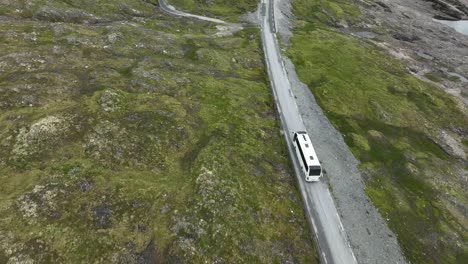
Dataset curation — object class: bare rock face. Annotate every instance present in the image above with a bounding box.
[425,0,468,20]
[435,130,467,159]
[357,0,468,105]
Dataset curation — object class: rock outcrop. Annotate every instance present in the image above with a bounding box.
[425,0,468,20]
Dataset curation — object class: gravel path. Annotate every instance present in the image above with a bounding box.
[274,0,407,263]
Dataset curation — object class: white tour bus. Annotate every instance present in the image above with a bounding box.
[292,131,322,182]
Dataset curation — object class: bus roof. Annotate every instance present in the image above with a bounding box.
[295,132,321,166]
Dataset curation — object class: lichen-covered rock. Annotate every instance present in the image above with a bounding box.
[16,182,65,224]
[84,119,165,168]
[11,115,71,160]
[99,90,123,113]
[435,130,466,159]
[34,6,66,22]
[85,121,127,162]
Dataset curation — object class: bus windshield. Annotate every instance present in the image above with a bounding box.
[309,167,321,176]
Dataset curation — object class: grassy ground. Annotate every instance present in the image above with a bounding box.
[0,0,317,262]
[287,0,468,263]
[167,0,258,21]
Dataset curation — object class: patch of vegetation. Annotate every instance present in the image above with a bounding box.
[447,75,461,82]
[3,0,155,22]
[168,0,258,21]
[0,1,317,263]
[463,139,468,147]
[0,5,12,15]
[424,72,442,83]
[293,0,361,26]
[287,1,468,263]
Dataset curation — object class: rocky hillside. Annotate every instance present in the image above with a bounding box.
[286,0,467,263]
[0,0,317,263]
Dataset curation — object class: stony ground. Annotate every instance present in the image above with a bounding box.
[356,0,468,106]
[0,0,318,263]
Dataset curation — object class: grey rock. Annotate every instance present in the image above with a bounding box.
[393,32,421,42]
[138,240,157,264]
[93,203,113,229]
[79,179,94,192]
[99,90,122,112]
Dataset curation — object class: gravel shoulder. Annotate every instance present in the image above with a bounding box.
[275,0,407,263]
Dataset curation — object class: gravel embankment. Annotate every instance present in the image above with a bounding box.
[274,0,407,263]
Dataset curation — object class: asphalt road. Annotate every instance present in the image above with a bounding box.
[159,0,357,263]
[260,1,357,263]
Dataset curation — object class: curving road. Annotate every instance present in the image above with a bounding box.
[159,0,357,263]
[159,0,227,24]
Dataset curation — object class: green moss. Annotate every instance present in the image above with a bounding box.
[0,5,11,15]
[0,2,317,262]
[462,139,468,147]
[349,133,370,152]
[293,0,361,25]
[424,72,442,83]
[447,75,461,82]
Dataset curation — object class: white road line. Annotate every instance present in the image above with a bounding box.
[322,252,328,264]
